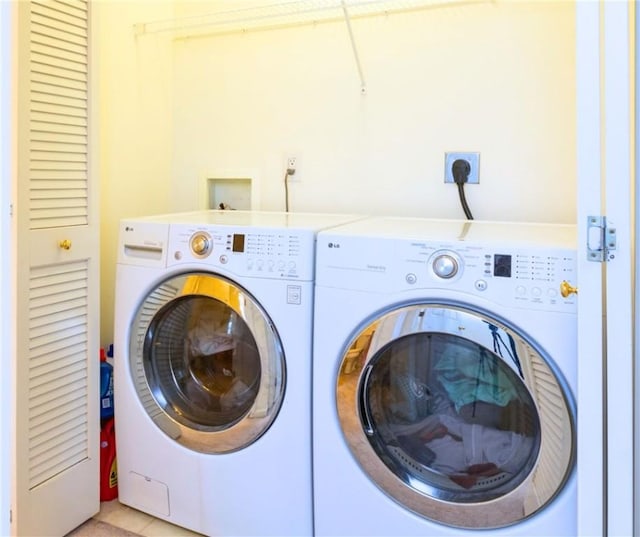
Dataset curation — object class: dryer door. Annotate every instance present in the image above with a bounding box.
[336,302,575,529]
[129,271,285,453]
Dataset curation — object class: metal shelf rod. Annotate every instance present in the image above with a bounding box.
[134,0,476,37]
[341,0,366,94]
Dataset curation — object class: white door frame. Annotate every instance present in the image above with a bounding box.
[603,2,634,536]
[577,2,634,536]
[0,2,14,536]
[576,3,604,534]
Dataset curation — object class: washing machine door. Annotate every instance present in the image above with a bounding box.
[336,302,575,529]
[129,271,285,453]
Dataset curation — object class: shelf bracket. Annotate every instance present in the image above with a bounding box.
[341,0,367,95]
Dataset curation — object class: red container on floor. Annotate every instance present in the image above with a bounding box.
[100,418,118,501]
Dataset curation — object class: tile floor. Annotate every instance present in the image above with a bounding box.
[95,499,203,537]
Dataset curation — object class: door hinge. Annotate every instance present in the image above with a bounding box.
[587,215,616,262]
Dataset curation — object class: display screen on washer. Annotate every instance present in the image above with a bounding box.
[493,254,512,277]
[232,234,245,252]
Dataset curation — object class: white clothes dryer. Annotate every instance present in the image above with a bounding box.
[313,217,577,536]
[114,210,360,537]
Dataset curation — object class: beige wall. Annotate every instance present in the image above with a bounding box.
[98,0,174,347]
[170,1,576,219]
[99,0,576,347]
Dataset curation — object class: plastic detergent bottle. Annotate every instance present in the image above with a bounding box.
[100,348,114,420]
[100,418,118,501]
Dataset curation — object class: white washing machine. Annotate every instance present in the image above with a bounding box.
[312,217,577,536]
[114,210,360,537]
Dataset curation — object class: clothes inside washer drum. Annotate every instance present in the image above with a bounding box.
[144,294,262,428]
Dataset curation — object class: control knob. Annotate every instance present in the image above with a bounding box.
[432,253,460,279]
[190,232,212,257]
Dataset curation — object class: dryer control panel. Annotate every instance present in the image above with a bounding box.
[166,224,316,281]
[316,233,578,313]
[420,243,577,312]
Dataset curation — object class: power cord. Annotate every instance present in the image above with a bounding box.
[452,159,474,220]
[284,164,295,212]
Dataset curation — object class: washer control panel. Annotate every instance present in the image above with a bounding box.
[167,224,315,280]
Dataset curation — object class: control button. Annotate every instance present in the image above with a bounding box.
[548,288,558,298]
[219,255,228,264]
[287,285,302,305]
[190,232,212,257]
[474,280,487,291]
[516,285,526,296]
[406,273,417,285]
[288,261,296,270]
[278,261,286,271]
[560,280,578,298]
[531,287,542,297]
[433,254,459,279]
[257,259,264,270]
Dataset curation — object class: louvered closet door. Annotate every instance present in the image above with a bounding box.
[14,1,99,535]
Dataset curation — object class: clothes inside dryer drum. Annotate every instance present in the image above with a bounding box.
[336,302,575,528]
[433,337,519,412]
[363,332,539,498]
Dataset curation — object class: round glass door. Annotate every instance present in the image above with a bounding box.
[129,272,285,453]
[337,303,575,529]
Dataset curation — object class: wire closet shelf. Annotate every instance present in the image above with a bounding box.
[133,0,485,94]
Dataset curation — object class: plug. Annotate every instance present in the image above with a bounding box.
[446,154,476,220]
[452,159,471,184]
[286,156,296,176]
[444,152,480,184]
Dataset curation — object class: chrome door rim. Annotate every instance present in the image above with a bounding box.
[129,271,285,453]
[336,301,575,529]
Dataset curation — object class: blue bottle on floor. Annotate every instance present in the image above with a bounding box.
[100,348,114,420]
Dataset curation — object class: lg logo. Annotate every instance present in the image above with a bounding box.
[328,242,341,249]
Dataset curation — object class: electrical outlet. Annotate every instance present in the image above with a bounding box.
[444,152,480,184]
[286,155,300,181]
